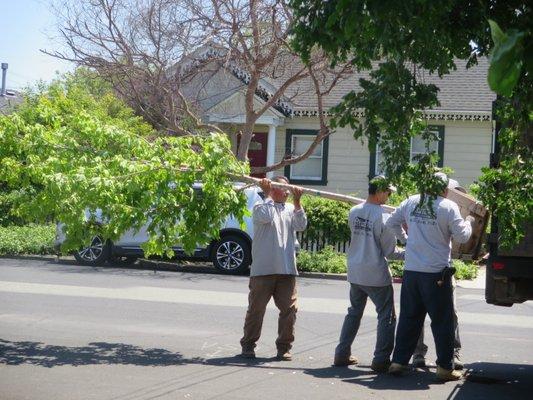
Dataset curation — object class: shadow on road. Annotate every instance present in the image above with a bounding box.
[2,338,531,398]
[0,339,203,368]
[304,362,533,397]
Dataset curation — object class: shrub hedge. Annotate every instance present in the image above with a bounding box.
[0,224,56,255]
[297,247,479,280]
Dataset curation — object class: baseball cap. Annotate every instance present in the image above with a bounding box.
[369,175,397,193]
[435,173,467,193]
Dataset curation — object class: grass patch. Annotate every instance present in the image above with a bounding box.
[0,224,56,256]
[297,246,346,274]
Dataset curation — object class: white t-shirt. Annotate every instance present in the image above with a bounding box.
[386,194,472,273]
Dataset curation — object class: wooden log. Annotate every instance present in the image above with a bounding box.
[447,187,489,260]
[230,174,395,213]
[232,174,489,260]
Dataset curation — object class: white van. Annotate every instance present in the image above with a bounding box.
[55,184,264,274]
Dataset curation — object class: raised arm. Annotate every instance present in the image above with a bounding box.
[385,201,407,242]
[291,185,307,231]
[253,200,276,224]
[381,215,405,260]
[449,204,473,244]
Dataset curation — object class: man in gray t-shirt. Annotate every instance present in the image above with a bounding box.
[239,176,307,361]
[334,176,404,372]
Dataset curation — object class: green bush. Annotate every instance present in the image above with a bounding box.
[384,260,478,280]
[389,260,405,278]
[0,224,56,255]
[297,246,346,274]
[453,260,479,280]
[300,196,351,243]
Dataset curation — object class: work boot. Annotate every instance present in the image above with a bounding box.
[412,355,427,368]
[370,359,391,373]
[239,349,256,359]
[388,362,409,376]
[333,355,358,367]
[276,351,292,361]
[436,365,463,381]
[453,354,464,370]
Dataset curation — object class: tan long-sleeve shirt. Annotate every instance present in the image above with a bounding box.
[250,199,307,277]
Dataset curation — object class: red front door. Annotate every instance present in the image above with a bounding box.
[247,132,268,178]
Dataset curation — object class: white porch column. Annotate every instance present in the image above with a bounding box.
[266,124,276,178]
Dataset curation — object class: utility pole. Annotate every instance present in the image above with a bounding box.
[1,63,8,96]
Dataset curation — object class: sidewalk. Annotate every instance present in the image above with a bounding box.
[456,265,486,290]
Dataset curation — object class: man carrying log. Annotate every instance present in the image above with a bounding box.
[239,176,307,361]
[412,178,467,371]
[386,172,474,381]
[333,175,404,372]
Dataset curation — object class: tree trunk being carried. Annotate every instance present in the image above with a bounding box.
[232,174,395,213]
[234,174,488,260]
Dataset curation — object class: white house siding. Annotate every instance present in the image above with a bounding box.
[269,117,492,195]
[441,120,492,189]
[272,117,370,197]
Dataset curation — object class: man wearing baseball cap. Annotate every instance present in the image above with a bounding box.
[412,176,466,370]
[386,172,474,381]
[333,175,404,372]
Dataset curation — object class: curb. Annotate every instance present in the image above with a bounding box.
[1,255,350,280]
[0,255,484,287]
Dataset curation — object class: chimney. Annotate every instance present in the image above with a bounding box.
[1,63,8,96]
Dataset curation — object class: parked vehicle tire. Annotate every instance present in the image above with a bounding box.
[211,234,251,275]
[74,235,110,266]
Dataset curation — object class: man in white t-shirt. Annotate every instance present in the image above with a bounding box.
[386,172,473,381]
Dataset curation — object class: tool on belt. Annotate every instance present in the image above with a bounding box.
[437,267,456,286]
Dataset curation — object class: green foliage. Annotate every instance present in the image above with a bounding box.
[488,20,526,96]
[477,99,532,249]
[301,196,351,243]
[0,188,26,226]
[0,224,56,255]
[297,246,346,274]
[453,260,479,281]
[389,261,405,279]
[387,260,478,280]
[290,0,532,248]
[0,71,249,257]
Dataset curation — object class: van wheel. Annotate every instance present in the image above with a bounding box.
[74,235,110,266]
[211,235,251,275]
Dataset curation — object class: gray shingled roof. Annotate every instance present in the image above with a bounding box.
[270,58,495,113]
[0,91,23,115]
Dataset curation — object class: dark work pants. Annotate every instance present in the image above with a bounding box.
[414,276,461,360]
[392,270,455,370]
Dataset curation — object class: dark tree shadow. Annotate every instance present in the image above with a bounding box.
[0,339,203,368]
[304,364,434,391]
[304,362,533,397]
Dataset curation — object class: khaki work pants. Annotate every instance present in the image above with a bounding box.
[240,274,298,353]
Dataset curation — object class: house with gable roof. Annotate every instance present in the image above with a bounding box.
[180,49,495,196]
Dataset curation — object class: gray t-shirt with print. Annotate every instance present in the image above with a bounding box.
[346,202,404,287]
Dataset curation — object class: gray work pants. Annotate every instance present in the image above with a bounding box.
[335,283,396,363]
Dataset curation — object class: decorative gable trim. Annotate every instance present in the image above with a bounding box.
[291,109,492,121]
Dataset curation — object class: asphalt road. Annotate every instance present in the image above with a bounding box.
[0,257,532,400]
